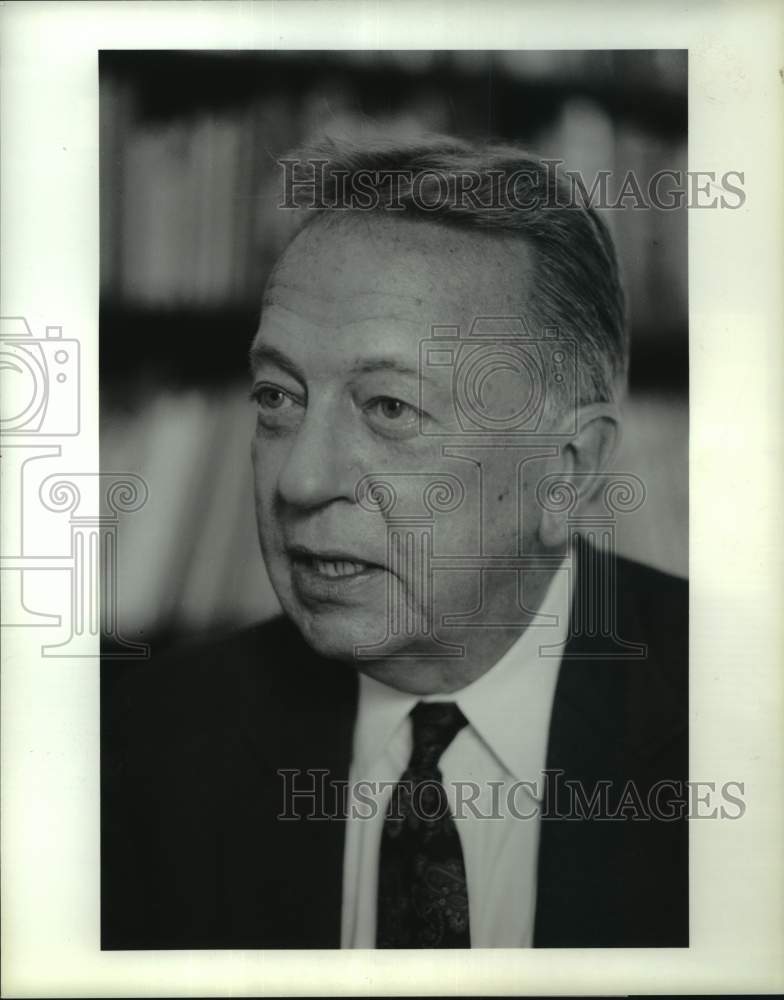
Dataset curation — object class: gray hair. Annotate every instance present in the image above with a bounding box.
[278,134,628,411]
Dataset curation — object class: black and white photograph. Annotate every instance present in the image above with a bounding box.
[1,2,783,997]
[100,49,691,950]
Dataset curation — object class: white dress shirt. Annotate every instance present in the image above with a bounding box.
[340,562,573,948]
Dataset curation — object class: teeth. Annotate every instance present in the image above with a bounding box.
[312,558,368,578]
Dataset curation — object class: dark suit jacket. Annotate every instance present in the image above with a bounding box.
[101,540,688,949]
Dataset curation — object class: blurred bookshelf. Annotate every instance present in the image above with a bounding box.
[100,50,687,390]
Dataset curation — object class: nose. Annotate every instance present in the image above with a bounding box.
[275,405,358,510]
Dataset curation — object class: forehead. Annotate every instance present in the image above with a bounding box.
[254,214,536,362]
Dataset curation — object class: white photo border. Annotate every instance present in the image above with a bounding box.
[1,0,783,995]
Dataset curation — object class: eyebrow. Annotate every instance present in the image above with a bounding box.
[249,343,306,383]
[249,344,428,382]
[348,358,421,378]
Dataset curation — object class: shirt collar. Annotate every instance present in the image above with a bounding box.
[352,558,574,784]
[446,561,572,785]
[352,671,418,776]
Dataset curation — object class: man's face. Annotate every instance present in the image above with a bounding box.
[250,214,558,664]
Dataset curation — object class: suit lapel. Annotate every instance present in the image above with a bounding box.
[221,623,359,948]
[533,539,686,946]
[265,648,358,948]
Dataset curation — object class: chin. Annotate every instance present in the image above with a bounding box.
[284,603,399,662]
[286,607,375,660]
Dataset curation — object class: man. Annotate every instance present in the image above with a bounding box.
[102,137,688,950]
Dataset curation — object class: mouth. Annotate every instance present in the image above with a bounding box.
[286,545,386,596]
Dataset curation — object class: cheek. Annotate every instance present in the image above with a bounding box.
[251,438,282,532]
[517,473,542,542]
[251,432,283,490]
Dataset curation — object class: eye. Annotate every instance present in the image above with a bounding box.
[375,397,409,420]
[250,382,303,429]
[366,396,421,436]
[256,386,289,410]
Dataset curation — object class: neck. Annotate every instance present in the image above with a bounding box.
[356,564,563,695]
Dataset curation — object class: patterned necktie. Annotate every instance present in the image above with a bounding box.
[376,701,471,948]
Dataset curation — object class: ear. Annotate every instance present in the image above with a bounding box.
[538,402,622,548]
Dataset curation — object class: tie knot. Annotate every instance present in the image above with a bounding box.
[409,701,468,768]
